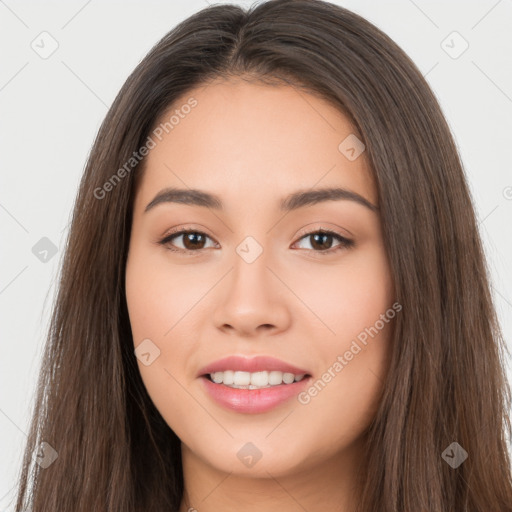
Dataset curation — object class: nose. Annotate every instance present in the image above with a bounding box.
[211,247,292,338]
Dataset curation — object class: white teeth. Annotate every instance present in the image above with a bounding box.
[268,371,283,385]
[211,372,223,384]
[209,370,307,388]
[222,370,234,385]
[234,371,251,386]
[250,371,268,387]
[282,372,295,384]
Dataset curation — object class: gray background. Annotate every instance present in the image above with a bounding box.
[1,0,511,508]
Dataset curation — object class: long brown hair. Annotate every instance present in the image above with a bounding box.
[14,1,512,510]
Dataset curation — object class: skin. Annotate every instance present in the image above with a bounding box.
[125,77,395,512]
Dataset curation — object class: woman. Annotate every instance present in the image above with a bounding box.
[14,0,512,510]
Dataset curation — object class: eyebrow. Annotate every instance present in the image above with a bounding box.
[144,186,378,213]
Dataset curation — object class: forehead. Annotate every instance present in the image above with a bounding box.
[135,78,376,211]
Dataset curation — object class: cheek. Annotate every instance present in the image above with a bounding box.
[125,239,214,344]
[125,247,206,428]
[287,243,394,345]
[289,245,394,428]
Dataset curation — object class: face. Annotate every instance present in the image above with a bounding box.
[125,78,395,480]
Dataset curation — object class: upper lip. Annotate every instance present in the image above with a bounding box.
[198,355,310,377]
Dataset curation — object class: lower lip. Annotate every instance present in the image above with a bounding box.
[200,375,311,414]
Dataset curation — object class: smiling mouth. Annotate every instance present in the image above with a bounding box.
[202,370,312,390]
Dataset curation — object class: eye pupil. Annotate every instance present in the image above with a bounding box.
[310,232,333,250]
[183,232,206,250]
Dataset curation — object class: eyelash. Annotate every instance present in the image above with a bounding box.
[157,225,355,257]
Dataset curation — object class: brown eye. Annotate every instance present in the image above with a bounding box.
[179,232,207,250]
[293,230,354,254]
[158,228,354,255]
[159,230,216,253]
